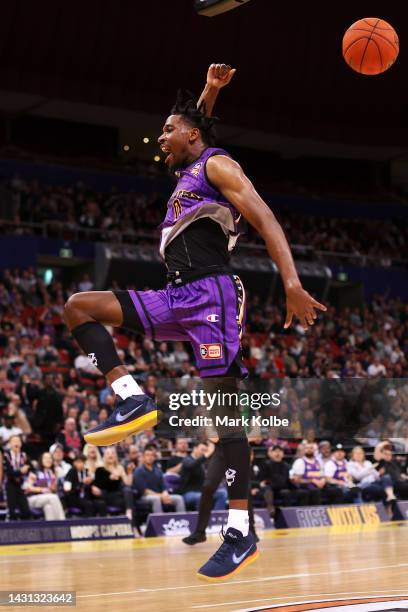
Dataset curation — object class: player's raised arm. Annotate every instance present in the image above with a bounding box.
[197,63,236,117]
[206,155,327,331]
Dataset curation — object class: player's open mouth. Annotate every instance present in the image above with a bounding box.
[160,144,173,164]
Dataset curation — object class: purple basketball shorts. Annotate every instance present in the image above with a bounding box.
[128,274,247,378]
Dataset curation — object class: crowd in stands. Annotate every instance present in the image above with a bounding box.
[0,174,407,263]
[0,266,406,528]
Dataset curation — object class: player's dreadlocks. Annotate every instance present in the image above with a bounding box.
[171,89,218,147]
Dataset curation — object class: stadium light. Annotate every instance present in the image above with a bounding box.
[194,0,251,17]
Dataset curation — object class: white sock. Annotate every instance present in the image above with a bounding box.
[226,509,249,537]
[111,375,144,400]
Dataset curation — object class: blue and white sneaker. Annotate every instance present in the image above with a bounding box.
[84,394,160,446]
[197,528,259,582]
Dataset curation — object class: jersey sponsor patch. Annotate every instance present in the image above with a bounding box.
[200,343,223,359]
[190,162,202,176]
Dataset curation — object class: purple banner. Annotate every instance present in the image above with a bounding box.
[145,509,273,537]
[0,517,133,546]
[394,501,408,521]
[275,503,389,529]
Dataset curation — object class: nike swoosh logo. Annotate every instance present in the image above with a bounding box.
[232,546,253,565]
[116,406,141,423]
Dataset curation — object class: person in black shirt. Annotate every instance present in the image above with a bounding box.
[3,434,31,519]
[178,441,227,511]
[64,454,106,517]
[259,445,299,516]
[377,447,408,499]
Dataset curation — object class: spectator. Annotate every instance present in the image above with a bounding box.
[24,454,65,520]
[316,440,333,469]
[367,356,386,378]
[64,454,106,517]
[93,447,134,519]
[348,446,396,503]
[36,334,59,364]
[56,417,82,460]
[0,413,23,445]
[377,447,408,500]
[173,438,189,458]
[133,446,185,513]
[290,442,343,505]
[323,444,362,503]
[19,353,42,382]
[83,443,104,478]
[123,444,139,480]
[259,445,295,516]
[62,386,84,417]
[3,435,31,519]
[49,443,72,479]
[178,442,227,511]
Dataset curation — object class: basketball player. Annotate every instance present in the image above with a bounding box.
[64,63,326,580]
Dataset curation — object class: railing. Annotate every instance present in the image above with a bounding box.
[0,218,406,268]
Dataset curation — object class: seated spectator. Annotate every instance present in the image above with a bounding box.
[36,334,59,364]
[348,446,396,503]
[323,444,361,503]
[49,443,72,479]
[290,442,343,505]
[377,446,408,500]
[19,353,42,382]
[173,437,189,458]
[3,434,31,519]
[78,409,91,435]
[62,386,84,416]
[93,447,134,519]
[178,442,227,511]
[63,367,85,393]
[56,417,82,460]
[64,454,106,517]
[0,413,23,445]
[6,398,32,435]
[259,445,296,516]
[83,444,104,478]
[24,454,66,521]
[316,440,333,469]
[133,446,185,513]
[123,444,140,480]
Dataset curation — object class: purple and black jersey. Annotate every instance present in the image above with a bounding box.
[159,147,241,261]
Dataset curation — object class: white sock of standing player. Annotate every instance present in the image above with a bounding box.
[226,508,249,537]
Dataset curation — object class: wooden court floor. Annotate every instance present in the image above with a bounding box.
[1,522,408,612]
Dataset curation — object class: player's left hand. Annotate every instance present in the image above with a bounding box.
[207,63,236,89]
[284,285,327,331]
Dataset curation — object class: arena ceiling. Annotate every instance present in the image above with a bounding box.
[0,0,407,158]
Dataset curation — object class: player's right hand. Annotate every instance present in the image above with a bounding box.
[207,64,236,89]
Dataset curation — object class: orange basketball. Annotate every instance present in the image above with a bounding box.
[342,17,399,75]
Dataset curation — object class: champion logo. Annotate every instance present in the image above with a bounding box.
[88,352,98,367]
[206,314,219,322]
[200,343,223,359]
[225,468,237,486]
